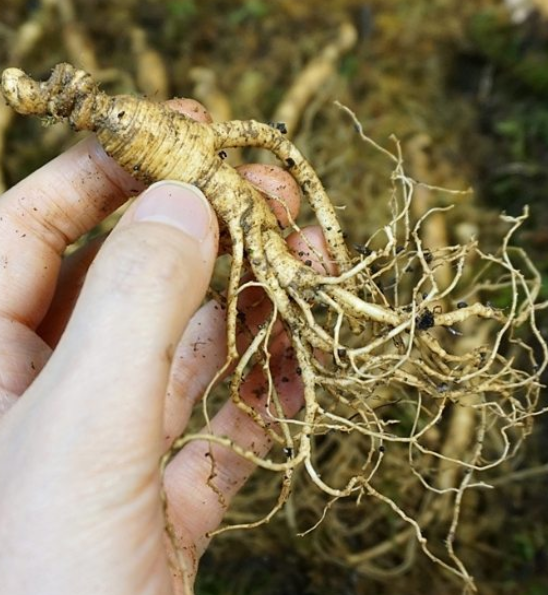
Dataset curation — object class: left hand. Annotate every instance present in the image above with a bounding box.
[0,109,308,593]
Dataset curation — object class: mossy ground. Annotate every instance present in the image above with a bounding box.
[1,1,547,593]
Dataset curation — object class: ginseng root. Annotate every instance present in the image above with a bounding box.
[2,63,546,591]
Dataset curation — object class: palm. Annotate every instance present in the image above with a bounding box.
[0,125,309,593]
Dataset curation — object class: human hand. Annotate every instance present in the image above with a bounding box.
[0,101,326,594]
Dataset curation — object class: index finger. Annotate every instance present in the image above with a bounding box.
[0,135,142,327]
[0,97,216,330]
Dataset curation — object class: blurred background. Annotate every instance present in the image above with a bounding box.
[1,1,548,594]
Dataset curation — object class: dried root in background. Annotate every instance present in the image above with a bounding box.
[2,60,546,594]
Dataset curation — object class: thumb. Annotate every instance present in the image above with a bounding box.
[27,181,219,467]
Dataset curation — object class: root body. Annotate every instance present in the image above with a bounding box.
[3,63,546,591]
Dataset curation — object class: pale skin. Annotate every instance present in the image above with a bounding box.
[0,101,328,594]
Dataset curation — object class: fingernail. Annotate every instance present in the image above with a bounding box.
[133,181,213,241]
